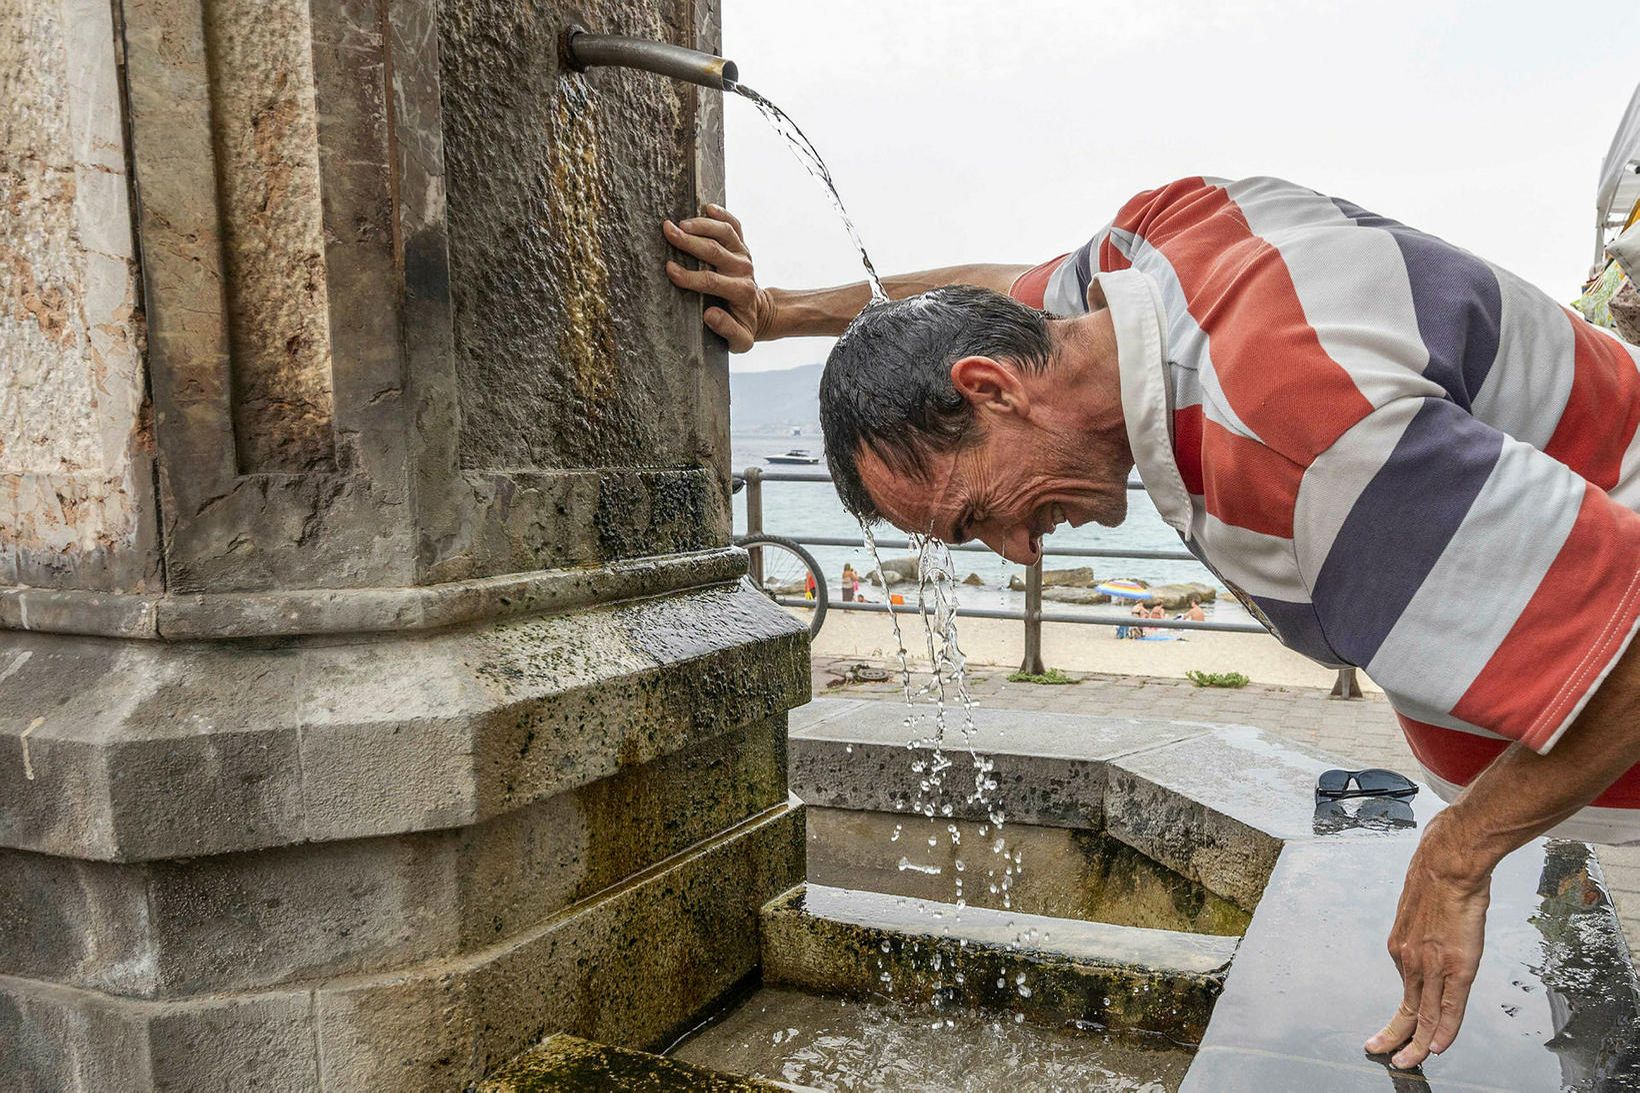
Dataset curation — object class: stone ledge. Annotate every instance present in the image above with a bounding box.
[0,716,789,1000]
[0,581,808,860]
[789,699,1449,914]
[0,547,746,640]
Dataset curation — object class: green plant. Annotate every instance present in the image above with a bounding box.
[1187,669,1249,688]
[1008,667,1079,685]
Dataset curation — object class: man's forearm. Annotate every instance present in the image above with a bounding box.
[1427,638,1640,882]
[765,263,1032,340]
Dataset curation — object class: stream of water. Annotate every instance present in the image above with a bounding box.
[729,83,888,304]
[731,82,1030,1011]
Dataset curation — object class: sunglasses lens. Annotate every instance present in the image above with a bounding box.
[1354,769,1416,796]
[1316,769,1351,795]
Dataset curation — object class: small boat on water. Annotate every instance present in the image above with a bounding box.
[766,449,821,465]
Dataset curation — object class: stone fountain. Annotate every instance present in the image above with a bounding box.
[1,1,807,1088]
[9,2,1640,1090]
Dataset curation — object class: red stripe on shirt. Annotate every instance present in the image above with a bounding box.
[1542,311,1640,490]
[1115,178,1376,464]
[1201,418,1304,538]
[1173,404,1205,496]
[1099,234,1132,272]
[1450,483,1640,751]
[1400,715,1640,809]
[1008,255,1067,310]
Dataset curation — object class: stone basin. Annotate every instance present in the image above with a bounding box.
[487,700,1640,1091]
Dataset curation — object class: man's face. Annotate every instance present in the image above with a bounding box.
[856,372,1131,565]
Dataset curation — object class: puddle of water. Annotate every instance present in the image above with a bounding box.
[673,987,1190,1093]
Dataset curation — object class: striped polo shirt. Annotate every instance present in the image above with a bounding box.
[1011,176,1640,844]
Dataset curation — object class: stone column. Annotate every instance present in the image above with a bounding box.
[0,0,805,1088]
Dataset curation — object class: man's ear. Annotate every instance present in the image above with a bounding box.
[949,356,1029,418]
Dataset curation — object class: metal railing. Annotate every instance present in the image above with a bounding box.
[737,465,1362,698]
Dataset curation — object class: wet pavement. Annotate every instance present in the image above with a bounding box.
[1186,839,1640,1092]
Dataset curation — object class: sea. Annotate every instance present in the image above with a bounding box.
[730,432,1255,627]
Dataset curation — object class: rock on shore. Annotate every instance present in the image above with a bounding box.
[1007,566,1096,591]
[1036,581,1218,609]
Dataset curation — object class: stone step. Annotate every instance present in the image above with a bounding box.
[759,882,1237,1042]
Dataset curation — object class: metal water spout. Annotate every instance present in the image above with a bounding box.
[562,26,738,91]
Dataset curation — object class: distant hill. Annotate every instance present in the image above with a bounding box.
[728,363,822,434]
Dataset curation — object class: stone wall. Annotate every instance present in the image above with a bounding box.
[0,0,156,593]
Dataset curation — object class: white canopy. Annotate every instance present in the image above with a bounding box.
[1595,81,1640,265]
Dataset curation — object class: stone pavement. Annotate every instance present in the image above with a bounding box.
[810,655,1640,969]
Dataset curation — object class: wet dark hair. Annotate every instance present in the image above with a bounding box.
[820,285,1053,523]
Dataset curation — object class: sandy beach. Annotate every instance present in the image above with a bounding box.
[807,607,1382,692]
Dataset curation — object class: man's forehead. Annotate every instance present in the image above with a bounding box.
[856,444,962,533]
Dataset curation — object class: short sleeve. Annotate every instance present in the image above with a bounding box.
[1008,254,1069,310]
[1293,394,1640,754]
[1008,222,1127,318]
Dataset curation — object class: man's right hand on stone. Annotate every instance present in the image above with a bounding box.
[664,206,1032,351]
[663,205,775,352]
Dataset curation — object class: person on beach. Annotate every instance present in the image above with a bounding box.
[1184,598,1207,623]
[841,563,860,602]
[661,176,1640,1069]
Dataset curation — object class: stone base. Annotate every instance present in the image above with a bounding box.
[1,803,804,1091]
[0,579,809,1090]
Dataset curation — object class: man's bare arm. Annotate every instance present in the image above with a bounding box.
[765,264,1033,339]
[1367,636,1640,1069]
[662,205,1030,351]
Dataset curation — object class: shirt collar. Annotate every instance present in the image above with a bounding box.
[1095,269,1195,538]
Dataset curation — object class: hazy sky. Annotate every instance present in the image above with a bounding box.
[719,0,1639,373]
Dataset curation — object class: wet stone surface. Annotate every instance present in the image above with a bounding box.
[1184,839,1640,1092]
[481,1032,784,1091]
[788,701,1640,1091]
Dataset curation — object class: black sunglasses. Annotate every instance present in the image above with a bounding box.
[1313,795,1417,836]
[1315,767,1418,803]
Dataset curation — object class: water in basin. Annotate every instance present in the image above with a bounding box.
[673,987,1192,1092]
[806,808,1251,936]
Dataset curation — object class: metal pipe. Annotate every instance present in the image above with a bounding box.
[743,466,764,587]
[562,27,739,91]
[747,468,1150,491]
[788,534,1195,562]
[775,596,1270,634]
[1020,560,1045,675]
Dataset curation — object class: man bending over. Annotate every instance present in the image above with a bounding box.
[662,176,1640,1069]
